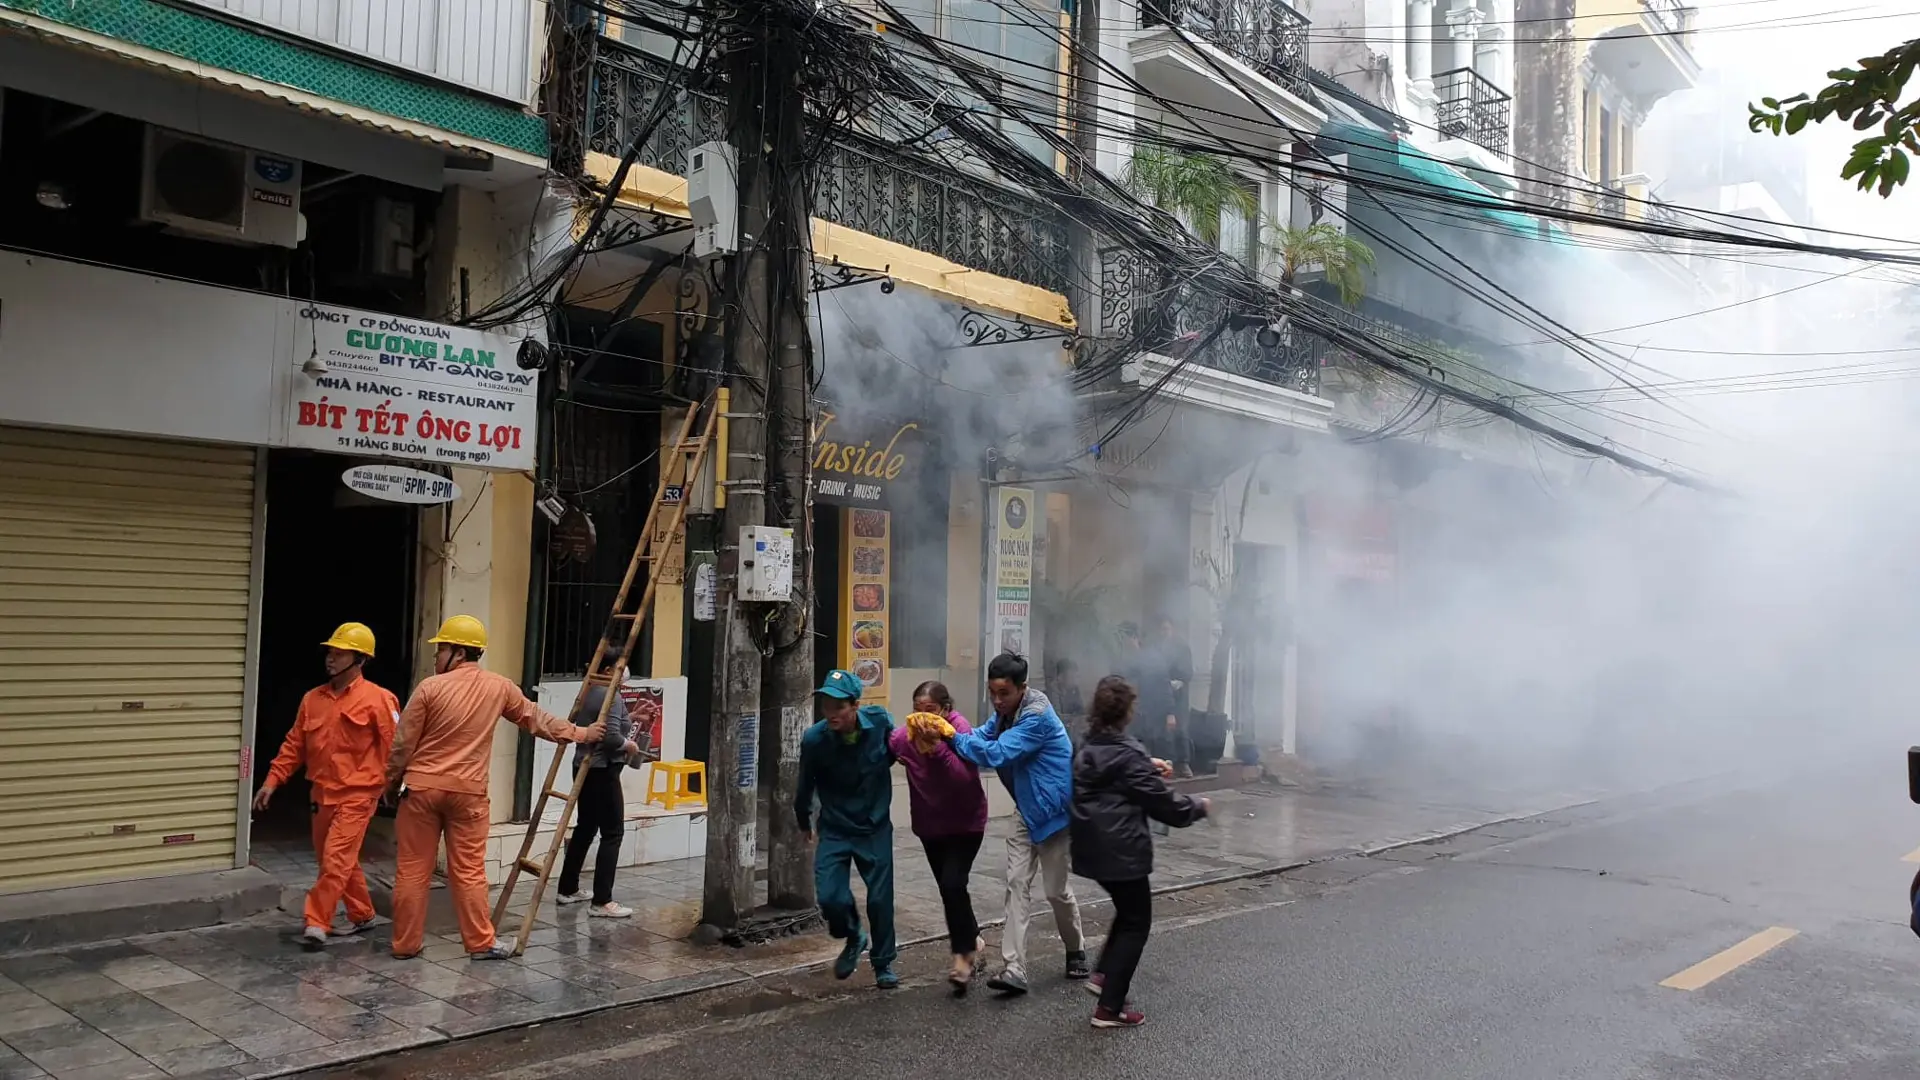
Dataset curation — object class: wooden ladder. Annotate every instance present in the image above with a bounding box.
[489,399,719,955]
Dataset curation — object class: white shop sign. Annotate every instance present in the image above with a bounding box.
[288,304,537,472]
[0,251,544,473]
[342,464,462,505]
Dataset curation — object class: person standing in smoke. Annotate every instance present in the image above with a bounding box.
[1156,618,1194,778]
[1052,658,1088,748]
[1118,623,1178,775]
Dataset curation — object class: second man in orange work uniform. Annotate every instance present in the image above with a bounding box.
[253,622,400,952]
[385,615,606,960]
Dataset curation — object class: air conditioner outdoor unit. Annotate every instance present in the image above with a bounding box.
[139,126,303,248]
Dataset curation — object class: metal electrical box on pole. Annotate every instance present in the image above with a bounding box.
[738,526,794,601]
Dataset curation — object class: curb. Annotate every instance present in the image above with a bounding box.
[277,793,1603,1078]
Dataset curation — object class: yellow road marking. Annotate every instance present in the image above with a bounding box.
[1900,845,1920,864]
[1660,927,1799,991]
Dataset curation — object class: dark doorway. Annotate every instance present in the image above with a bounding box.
[250,451,418,843]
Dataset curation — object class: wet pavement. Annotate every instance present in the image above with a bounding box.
[303,760,1920,1080]
[0,778,1592,1080]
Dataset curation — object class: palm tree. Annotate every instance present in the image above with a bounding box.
[1271,223,1375,306]
[1123,146,1259,247]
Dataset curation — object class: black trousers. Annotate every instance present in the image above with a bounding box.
[1147,723,1190,768]
[920,832,984,953]
[558,765,625,905]
[1095,877,1154,1011]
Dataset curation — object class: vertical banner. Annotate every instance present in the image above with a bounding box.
[843,508,892,702]
[993,487,1034,658]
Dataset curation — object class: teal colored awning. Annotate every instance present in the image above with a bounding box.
[1318,122,1571,245]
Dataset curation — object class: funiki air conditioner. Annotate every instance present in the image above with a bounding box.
[138,126,304,248]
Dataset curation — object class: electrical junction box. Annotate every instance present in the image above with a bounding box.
[688,140,739,259]
[738,526,794,602]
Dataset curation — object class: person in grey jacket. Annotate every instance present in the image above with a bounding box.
[1069,675,1208,1029]
[556,684,640,917]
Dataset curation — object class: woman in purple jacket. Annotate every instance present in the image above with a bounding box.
[894,681,990,994]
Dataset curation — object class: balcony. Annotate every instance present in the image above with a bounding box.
[1588,0,1699,105]
[1098,245,1319,396]
[179,0,538,104]
[1641,0,1694,37]
[1433,68,1512,160]
[1139,0,1311,97]
[588,43,1071,293]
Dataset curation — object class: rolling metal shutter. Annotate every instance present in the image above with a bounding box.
[0,426,257,893]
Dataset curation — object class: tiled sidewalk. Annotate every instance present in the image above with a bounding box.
[0,780,1593,1080]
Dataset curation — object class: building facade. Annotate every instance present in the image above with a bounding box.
[0,0,558,895]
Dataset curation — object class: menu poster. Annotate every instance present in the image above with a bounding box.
[843,508,891,703]
[993,487,1034,659]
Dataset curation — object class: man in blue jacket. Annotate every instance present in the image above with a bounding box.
[943,653,1087,995]
[795,669,900,989]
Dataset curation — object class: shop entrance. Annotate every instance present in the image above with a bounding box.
[249,451,418,845]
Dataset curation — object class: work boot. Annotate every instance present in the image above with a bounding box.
[986,968,1029,995]
[1065,950,1092,980]
[833,929,868,980]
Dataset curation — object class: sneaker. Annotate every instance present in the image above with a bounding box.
[986,968,1029,995]
[300,926,328,953]
[874,965,900,990]
[589,902,634,919]
[1091,1005,1146,1028]
[1086,972,1105,996]
[1065,950,1092,980]
[556,892,588,906]
[335,918,378,937]
[470,941,517,960]
[833,929,868,980]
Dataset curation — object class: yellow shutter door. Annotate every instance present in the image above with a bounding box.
[0,426,256,894]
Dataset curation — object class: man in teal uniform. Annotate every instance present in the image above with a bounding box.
[795,669,900,988]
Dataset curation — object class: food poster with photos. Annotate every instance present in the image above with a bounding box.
[842,507,891,703]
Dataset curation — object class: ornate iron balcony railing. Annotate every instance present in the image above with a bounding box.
[1594,183,1627,218]
[1641,0,1693,38]
[1097,245,1319,396]
[587,41,1072,293]
[1433,67,1512,160]
[1139,0,1311,96]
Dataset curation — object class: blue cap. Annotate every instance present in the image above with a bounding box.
[816,669,863,700]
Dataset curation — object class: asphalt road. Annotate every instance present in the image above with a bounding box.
[314,757,1920,1080]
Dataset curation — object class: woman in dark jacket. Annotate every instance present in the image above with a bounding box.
[1069,676,1209,1028]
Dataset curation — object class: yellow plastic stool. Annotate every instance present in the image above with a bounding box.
[646,760,707,810]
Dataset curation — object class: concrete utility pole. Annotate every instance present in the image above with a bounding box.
[761,131,816,910]
[763,342,815,908]
[702,0,799,930]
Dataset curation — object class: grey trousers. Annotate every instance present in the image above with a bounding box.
[1001,817,1085,978]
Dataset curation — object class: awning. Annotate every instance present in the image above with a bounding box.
[1319,122,1574,246]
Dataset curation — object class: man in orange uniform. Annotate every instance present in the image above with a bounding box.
[253,622,399,952]
[386,615,606,960]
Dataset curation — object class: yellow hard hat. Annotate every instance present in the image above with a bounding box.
[320,622,376,657]
[428,614,488,650]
